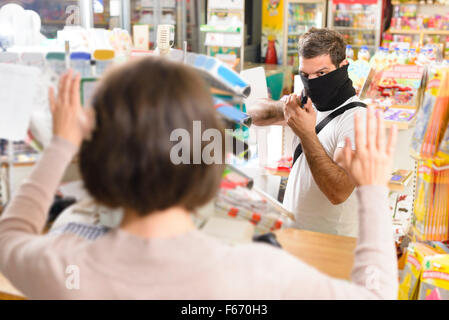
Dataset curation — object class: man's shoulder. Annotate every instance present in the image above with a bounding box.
[337,96,367,118]
[341,95,365,108]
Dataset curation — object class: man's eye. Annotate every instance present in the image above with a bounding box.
[300,72,308,78]
[318,71,326,76]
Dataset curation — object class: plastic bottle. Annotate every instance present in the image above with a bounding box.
[370,47,387,69]
[408,48,418,64]
[426,48,436,62]
[265,39,278,64]
[398,48,409,64]
[93,49,115,76]
[381,47,389,68]
[46,52,67,76]
[346,45,354,60]
[417,48,428,66]
[70,52,92,78]
[358,45,371,62]
[387,47,399,67]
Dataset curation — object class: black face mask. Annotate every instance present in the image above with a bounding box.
[300,64,356,112]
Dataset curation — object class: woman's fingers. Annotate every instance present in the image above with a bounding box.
[366,106,376,151]
[57,72,67,106]
[354,111,365,152]
[376,109,385,151]
[57,73,66,105]
[48,87,56,115]
[387,125,398,157]
[71,73,81,110]
[62,69,73,107]
[343,137,353,169]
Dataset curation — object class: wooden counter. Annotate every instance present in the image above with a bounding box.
[274,228,356,280]
[0,273,24,300]
[0,228,357,300]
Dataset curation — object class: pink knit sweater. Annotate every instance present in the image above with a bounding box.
[0,137,398,299]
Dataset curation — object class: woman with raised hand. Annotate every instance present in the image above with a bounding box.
[0,57,398,299]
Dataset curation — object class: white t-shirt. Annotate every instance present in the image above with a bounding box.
[283,96,367,237]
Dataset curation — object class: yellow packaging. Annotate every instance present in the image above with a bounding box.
[418,254,449,300]
[398,243,440,300]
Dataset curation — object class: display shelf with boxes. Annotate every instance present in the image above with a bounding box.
[327,0,384,59]
[200,0,245,71]
[384,0,449,57]
[261,0,326,70]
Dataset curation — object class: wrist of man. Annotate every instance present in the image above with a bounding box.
[297,130,318,146]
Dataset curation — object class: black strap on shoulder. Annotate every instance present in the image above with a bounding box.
[292,101,367,165]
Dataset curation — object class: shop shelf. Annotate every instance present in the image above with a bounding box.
[334,26,376,31]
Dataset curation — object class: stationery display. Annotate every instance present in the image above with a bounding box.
[398,242,448,300]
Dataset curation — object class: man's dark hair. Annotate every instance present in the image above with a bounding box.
[298,27,347,67]
[79,57,225,215]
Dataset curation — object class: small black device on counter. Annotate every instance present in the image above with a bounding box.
[253,232,282,248]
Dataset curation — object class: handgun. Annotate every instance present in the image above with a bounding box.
[296,90,308,109]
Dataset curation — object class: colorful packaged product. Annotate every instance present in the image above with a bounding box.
[421,70,449,158]
[361,64,425,111]
[384,107,416,122]
[398,242,441,300]
[411,95,437,157]
[418,254,449,300]
[410,66,449,158]
[413,160,449,241]
[348,59,371,94]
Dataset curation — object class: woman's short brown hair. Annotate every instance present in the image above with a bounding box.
[79,57,225,215]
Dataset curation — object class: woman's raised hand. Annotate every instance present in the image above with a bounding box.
[48,70,92,147]
[342,106,398,187]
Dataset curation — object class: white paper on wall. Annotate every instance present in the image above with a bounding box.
[241,67,271,165]
[208,0,244,9]
[205,33,242,47]
[240,67,268,103]
[0,63,40,140]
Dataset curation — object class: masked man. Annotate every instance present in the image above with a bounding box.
[248,28,367,237]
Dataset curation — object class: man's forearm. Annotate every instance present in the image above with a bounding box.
[247,99,285,126]
[300,133,355,205]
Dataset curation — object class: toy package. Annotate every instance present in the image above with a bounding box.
[398,242,441,300]
[418,254,449,300]
[348,59,371,94]
[360,64,425,110]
